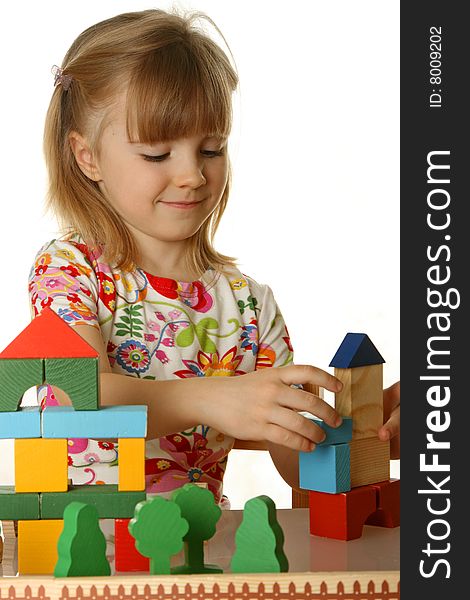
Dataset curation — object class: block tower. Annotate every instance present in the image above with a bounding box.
[299,333,400,540]
[0,307,147,574]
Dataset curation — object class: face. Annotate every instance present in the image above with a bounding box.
[88,100,229,258]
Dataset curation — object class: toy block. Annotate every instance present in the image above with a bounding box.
[0,359,43,412]
[54,501,111,577]
[114,518,149,572]
[299,443,350,494]
[231,495,288,573]
[42,405,148,438]
[118,438,145,491]
[303,416,353,446]
[308,484,377,540]
[129,496,189,575]
[0,487,40,519]
[40,485,146,519]
[366,479,400,528]
[15,438,68,492]
[350,437,390,487]
[0,407,41,438]
[334,364,384,439]
[18,519,63,574]
[170,484,222,574]
[44,358,99,411]
[329,333,385,369]
[0,520,17,576]
[0,307,98,359]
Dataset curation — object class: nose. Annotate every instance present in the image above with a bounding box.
[172,156,206,189]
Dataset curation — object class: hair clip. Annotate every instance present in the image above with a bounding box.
[51,65,73,91]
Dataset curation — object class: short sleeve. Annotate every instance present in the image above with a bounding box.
[28,239,100,329]
[250,281,294,370]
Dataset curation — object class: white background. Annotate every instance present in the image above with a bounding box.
[0,1,399,507]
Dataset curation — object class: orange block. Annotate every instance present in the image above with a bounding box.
[15,438,68,492]
[18,519,63,574]
[118,438,145,491]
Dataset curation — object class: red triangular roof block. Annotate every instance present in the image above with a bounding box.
[0,307,98,359]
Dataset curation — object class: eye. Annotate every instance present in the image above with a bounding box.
[201,148,225,158]
[142,153,170,162]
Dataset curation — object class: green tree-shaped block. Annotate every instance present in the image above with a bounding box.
[231,495,289,573]
[171,483,223,574]
[128,495,189,574]
[54,501,111,577]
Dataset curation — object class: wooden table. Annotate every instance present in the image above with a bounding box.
[1,508,400,599]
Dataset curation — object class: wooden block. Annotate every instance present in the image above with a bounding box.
[329,332,385,369]
[350,437,390,488]
[334,364,384,439]
[129,496,189,575]
[170,483,222,574]
[0,307,98,359]
[366,479,400,528]
[308,485,377,540]
[0,487,40,519]
[54,502,111,577]
[302,416,353,446]
[44,358,99,411]
[18,519,63,574]
[114,518,149,572]
[299,443,350,494]
[0,359,43,412]
[0,407,41,438]
[118,438,145,491]
[231,495,288,573]
[42,405,147,438]
[15,439,68,493]
[40,485,146,519]
[0,520,17,575]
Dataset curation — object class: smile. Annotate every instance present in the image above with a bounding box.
[159,201,202,209]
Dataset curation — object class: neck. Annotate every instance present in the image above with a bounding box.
[135,238,203,282]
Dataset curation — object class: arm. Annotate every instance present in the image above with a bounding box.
[74,323,343,446]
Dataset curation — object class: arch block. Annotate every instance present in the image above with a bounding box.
[0,359,43,412]
[44,357,99,411]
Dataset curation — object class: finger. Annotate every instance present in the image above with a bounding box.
[278,364,343,393]
[264,422,318,453]
[269,406,328,444]
[281,387,342,428]
[378,406,400,441]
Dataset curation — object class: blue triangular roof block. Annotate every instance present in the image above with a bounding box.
[329,333,385,368]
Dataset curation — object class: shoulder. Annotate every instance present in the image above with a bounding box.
[32,236,106,271]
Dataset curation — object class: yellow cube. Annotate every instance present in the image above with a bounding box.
[15,438,68,492]
[18,519,64,574]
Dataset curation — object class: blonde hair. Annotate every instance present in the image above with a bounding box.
[44,9,238,274]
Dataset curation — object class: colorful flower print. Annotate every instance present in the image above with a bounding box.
[240,319,259,355]
[144,432,226,501]
[67,438,89,454]
[230,278,247,290]
[255,343,277,369]
[145,273,214,313]
[98,441,115,451]
[116,340,151,374]
[174,346,245,378]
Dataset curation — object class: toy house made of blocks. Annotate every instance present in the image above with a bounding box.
[0,307,147,574]
[298,333,400,540]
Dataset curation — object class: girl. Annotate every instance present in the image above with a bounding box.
[29,8,400,504]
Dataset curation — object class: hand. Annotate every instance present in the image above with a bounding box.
[378,381,400,459]
[197,364,343,453]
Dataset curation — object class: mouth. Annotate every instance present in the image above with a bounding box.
[159,200,203,209]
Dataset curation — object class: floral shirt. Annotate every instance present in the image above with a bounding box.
[28,237,293,503]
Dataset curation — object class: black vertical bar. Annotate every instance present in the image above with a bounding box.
[401,1,467,597]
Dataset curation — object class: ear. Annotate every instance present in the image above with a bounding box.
[68,131,102,181]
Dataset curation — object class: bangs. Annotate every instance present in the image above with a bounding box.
[126,39,236,143]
